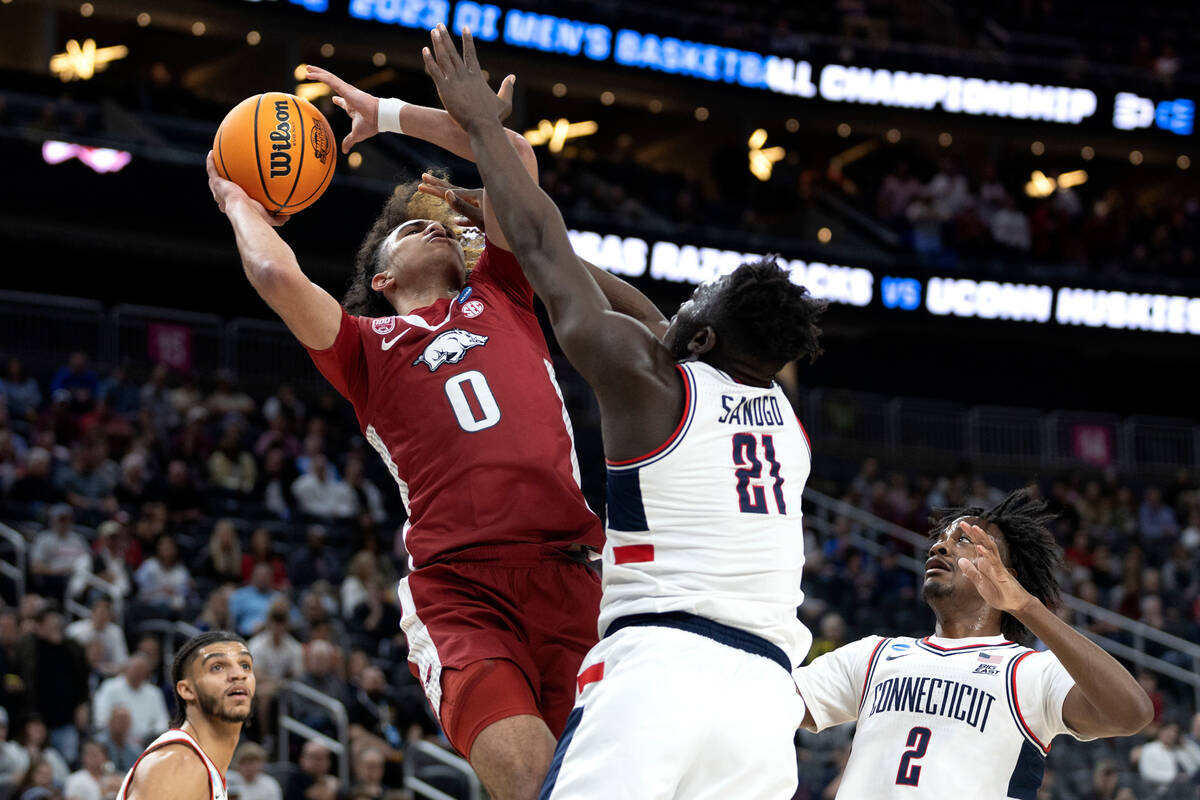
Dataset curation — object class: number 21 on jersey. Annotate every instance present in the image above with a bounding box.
[731,432,786,515]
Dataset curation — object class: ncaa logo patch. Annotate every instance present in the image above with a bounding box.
[372,317,396,335]
[462,300,485,318]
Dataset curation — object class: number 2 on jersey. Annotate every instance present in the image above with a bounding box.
[731,433,786,515]
[896,726,931,786]
[444,371,501,432]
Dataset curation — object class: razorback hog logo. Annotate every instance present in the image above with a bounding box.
[412,329,489,372]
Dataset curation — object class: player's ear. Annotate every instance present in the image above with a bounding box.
[176,678,196,705]
[370,270,393,293]
[688,325,717,356]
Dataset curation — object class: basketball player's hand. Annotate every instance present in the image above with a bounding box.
[305,65,379,154]
[423,24,516,133]
[956,522,1036,614]
[417,173,486,228]
[206,152,288,227]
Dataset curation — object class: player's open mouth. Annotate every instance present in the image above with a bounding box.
[924,556,952,576]
[226,688,249,698]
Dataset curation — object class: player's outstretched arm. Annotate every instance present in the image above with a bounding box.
[207,152,342,350]
[422,26,672,388]
[417,174,669,339]
[124,745,212,800]
[958,523,1154,738]
[306,64,531,253]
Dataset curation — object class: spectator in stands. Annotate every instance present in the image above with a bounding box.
[1137,718,1200,791]
[13,756,60,800]
[294,434,334,479]
[63,739,119,800]
[345,666,405,764]
[247,600,303,737]
[1138,487,1179,552]
[195,519,244,587]
[806,612,847,663]
[15,717,68,785]
[7,448,61,517]
[287,527,341,590]
[340,552,379,618]
[171,407,213,469]
[349,746,387,800]
[37,389,80,447]
[207,370,257,422]
[0,706,30,791]
[230,564,284,637]
[29,505,89,600]
[291,454,355,522]
[877,161,921,227]
[0,609,25,715]
[208,426,258,496]
[94,707,137,773]
[284,741,338,800]
[56,444,116,522]
[133,535,194,616]
[91,654,167,745]
[293,641,344,736]
[1079,759,1120,800]
[262,384,304,426]
[195,585,235,632]
[138,363,176,435]
[231,742,282,800]
[348,580,402,658]
[343,456,386,529]
[295,589,348,651]
[67,520,131,602]
[97,364,140,418]
[988,194,1032,255]
[63,597,126,677]
[241,528,289,589]
[12,606,88,756]
[50,353,99,411]
[161,460,203,525]
[113,452,157,513]
[0,358,42,424]
[254,446,298,520]
[254,413,300,462]
[928,156,972,222]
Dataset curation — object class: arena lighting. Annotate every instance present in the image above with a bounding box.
[42,140,132,173]
[1112,92,1195,135]
[747,128,785,181]
[295,81,331,101]
[50,39,129,82]
[524,119,597,153]
[1024,170,1057,198]
[1057,170,1087,188]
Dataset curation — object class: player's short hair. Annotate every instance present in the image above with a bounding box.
[169,630,248,727]
[929,487,1062,644]
[344,175,483,318]
[715,257,827,369]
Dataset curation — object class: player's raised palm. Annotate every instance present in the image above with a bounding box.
[423,25,514,133]
[957,522,1034,613]
[305,65,380,154]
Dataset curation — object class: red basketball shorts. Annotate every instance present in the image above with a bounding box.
[397,545,601,758]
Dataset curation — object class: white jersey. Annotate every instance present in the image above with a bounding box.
[794,634,1092,800]
[116,728,227,800]
[598,360,813,667]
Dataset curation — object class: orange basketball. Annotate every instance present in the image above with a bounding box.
[213,92,336,215]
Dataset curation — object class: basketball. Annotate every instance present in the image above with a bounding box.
[212,92,336,215]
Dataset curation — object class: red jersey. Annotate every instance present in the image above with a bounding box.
[307,239,603,567]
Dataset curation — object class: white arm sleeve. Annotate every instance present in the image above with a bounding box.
[792,636,884,732]
[1013,650,1096,745]
[378,98,408,134]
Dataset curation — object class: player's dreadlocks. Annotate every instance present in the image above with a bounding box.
[169,630,248,727]
[929,487,1063,645]
[344,175,484,318]
[718,257,827,367]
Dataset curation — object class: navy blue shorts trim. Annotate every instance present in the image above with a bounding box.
[604,611,791,672]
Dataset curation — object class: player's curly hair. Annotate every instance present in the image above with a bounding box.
[169,630,249,727]
[344,174,484,318]
[929,487,1063,645]
[718,257,827,367]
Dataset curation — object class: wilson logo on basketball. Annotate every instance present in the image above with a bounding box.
[268,100,293,178]
[311,123,331,164]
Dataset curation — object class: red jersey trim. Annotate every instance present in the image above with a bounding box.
[122,731,220,799]
[1009,651,1051,754]
[858,637,891,711]
[605,365,693,467]
[612,544,655,564]
[576,662,605,693]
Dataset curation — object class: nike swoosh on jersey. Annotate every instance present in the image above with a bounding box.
[381,330,411,351]
[885,653,912,660]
